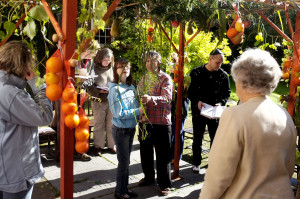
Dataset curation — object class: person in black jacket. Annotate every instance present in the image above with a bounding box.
[187,49,231,173]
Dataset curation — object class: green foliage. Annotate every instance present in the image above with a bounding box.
[77,0,107,59]
[23,20,36,40]
[111,19,231,85]
[29,5,49,21]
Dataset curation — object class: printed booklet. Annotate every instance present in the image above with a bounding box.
[200,103,226,119]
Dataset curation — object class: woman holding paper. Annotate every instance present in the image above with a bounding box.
[85,48,116,156]
[199,48,296,199]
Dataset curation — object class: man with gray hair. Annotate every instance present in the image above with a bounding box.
[188,48,231,173]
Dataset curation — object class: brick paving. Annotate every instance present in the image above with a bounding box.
[37,141,205,198]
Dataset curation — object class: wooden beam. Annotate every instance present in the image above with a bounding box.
[78,0,123,54]
[160,25,179,54]
[172,22,185,180]
[258,12,293,42]
[41,0,64,41]
[285,5,294,40]
[60,0,78,198]
[288,12,300,118]
[186,29,201,46]
[0,3,35,46]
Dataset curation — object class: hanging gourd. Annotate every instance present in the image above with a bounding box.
[110,18,121,37]
[187,21,193,35]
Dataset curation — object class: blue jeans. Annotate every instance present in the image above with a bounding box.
[112,125,135,195]
[0,184,33,199]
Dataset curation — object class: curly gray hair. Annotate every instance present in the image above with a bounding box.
[231,48,282,95]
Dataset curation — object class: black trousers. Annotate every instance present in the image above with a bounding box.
[192,113,219,166]
[139,124,172,189]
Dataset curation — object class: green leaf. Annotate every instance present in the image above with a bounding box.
[277,11,284,32]
[254,40,261,46]
[94,19,105,30]
[76,27,85,41]
[23,20,36,40]
[29,5,49,21]
[4,21,15,36]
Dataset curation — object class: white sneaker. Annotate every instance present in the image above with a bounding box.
[192,165,200,173]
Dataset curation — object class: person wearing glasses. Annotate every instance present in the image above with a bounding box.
[137,51,173,196]
[108,59,143,199]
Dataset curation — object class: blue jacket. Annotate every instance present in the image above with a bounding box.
[108,82,140,129]
[0,70,53,193]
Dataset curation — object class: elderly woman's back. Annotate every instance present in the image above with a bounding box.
[199,49,296,199]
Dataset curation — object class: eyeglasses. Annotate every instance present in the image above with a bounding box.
[117,65,131,69]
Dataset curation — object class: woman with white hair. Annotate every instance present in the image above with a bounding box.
[199,48,296,199]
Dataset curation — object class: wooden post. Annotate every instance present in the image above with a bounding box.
[60,0,77,198]
[172,22,185,179]
[285,7,294,40]
[287,12,300,118]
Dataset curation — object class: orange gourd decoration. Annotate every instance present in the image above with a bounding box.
[46,84,62,101]
[45,55,62,101]
[46,57,63,73]
[62,81,79,129]
[227,11,244,45]
[75,92,90,154]
[75,141,89,154]
[227,28,238,38]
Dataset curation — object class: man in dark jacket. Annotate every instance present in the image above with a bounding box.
[188,49,231,173]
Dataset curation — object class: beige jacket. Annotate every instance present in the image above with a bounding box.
[199,96,296,199]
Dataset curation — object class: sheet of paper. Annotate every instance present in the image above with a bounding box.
[200,103,225,119]
[96,86,109,91]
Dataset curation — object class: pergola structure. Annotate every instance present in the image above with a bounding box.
[1,0,300,198]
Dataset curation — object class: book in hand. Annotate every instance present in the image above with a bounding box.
[200,103,226,119]
[96,86,109,91]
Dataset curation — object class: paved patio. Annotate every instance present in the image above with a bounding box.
[36,141,206,199]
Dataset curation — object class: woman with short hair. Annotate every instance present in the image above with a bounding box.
[0,41,53,199]
[199,48,296,199]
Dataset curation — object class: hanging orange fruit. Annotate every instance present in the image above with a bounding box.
[75,127,90,141]
[75,140,89,154]
[46,57,63,73]
[65,114,80,129]
[45,72,60,85]
[235,18,244,32]
[46,84,62,101]
[282,72,290,79]
[62,87,77,102]
[62,102,78,115]
[227,28,238,38]
[79,114,89,127]
[283,59,292,68]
